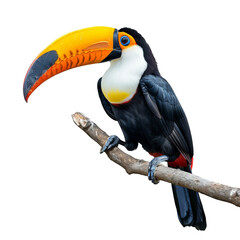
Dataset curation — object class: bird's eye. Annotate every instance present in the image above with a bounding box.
[120,36,130,46]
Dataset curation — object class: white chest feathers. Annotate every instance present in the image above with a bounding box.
[101,45,147,104]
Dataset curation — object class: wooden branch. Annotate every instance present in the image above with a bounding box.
[72,112,240,207]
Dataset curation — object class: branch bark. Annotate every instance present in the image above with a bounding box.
[72,112,240,207]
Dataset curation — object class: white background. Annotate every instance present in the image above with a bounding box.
[1,0,240,239]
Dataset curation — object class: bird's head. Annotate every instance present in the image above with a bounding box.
[23,26,159,102]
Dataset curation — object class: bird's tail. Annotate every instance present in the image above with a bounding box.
[170,166,207,230]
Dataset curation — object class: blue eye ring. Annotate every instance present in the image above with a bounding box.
[120,36,130,46]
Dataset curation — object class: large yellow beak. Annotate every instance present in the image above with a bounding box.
[23,27,121,101]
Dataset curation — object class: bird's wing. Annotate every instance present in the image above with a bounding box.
[97,78,117,121]
[140,75,193,163]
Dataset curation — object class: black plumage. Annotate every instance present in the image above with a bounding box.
[97,28,206,230]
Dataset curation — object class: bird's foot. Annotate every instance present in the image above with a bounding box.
[148,155,169,184]
[100,135,121,153]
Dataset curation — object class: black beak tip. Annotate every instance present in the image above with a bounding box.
[23,50,58,102]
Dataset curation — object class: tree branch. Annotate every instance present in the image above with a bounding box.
[72,112,240,207]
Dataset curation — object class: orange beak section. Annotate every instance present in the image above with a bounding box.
[23,27,121,101]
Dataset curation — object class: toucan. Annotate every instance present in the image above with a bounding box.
[23,26,207,230]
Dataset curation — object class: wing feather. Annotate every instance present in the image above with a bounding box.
[140,75,193,163]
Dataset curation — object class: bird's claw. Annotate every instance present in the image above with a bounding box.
[100,135,120,153]
[148,155,169,184]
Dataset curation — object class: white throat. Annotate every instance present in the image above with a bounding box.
[101,45,147,104]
